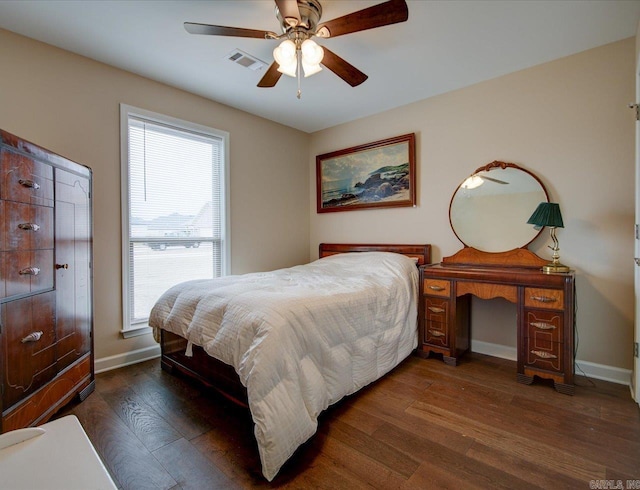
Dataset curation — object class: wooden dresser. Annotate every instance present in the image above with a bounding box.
[0,130,93,432]
[417,249,576,395]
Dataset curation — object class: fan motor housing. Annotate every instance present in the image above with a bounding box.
[276,0,323,33]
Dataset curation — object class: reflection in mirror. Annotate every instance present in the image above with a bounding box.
[450,162,548,253]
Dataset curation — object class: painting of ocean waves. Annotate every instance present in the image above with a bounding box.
[317,133,415,213]
[321,163,410,208]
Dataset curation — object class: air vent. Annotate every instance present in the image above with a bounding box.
[226,49,267,72]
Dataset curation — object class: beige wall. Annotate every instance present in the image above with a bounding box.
[0,29,310,361]
[310,38,636,371]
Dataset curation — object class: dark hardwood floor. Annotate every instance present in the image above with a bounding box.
[56,353,640,489]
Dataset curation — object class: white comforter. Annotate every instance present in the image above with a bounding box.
[149,251,418,481]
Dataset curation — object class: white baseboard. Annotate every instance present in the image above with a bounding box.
[471,340,631,386]
[94,344,161,374]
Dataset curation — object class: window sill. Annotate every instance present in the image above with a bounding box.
[120,325,153,339]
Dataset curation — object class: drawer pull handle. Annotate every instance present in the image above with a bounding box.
[18,179,40,190]
[427,307,445,313]
[530,322,556,330]
[428,285,446,291]
[428,330,445,337]
[18,222,40,231]
[21,331,43,343]
[531,350,557,359]
[56,263,69,270]
[19,267,40,276]
[530,295,556,304]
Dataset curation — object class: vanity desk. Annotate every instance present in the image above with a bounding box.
[418,161,576,394]
[418,252,575,395]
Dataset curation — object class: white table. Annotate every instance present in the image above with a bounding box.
[0,415,117,489]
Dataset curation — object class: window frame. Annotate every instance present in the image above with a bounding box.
[119,104,230,337]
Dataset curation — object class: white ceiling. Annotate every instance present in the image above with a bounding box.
[0,0,638,133]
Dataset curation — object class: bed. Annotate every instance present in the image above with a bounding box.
[150,243,431,480]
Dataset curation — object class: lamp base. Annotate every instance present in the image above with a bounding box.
[542,262,570,274]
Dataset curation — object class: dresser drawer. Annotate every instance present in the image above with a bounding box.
[524,309,563,343]
[524,287,564,310]
[1,292,57,410]
[3,249,54,298]
[1,149,54,206]
[423,278,450,297]
[525,336,563,373]
[2,201,54,251]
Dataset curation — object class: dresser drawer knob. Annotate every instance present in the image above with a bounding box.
[531,350,557,359]
[18,179,40,190]
[21,331,43,343]
[427,306,445,313]
[56,263,69,270]
[428,285,445,291]
[19,267,40,276]
[530,321,556,330]
[530,295,556,304]
[428,330,445,337]
[18,222,41,232]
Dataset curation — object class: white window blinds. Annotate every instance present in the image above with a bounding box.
[121,106,229,332]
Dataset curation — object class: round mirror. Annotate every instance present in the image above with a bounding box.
[449,161,548,252]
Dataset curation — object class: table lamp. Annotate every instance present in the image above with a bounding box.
[527,202,570,273]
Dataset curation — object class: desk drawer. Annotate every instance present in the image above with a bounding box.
[423,278,450,297]
[525,336,563,373]
[425,297,448,323]
[524,287,564,310]
[525,309,563,343]
[425,321,448,347]
[424,297,449,347]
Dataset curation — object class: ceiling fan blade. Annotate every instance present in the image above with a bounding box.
[275,0,302,27]
[184,22,275,39]
[321,47,368,87]
[315,0,408,38]
[257,62,283,88]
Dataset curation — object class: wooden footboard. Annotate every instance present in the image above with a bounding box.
[159,243,431,408]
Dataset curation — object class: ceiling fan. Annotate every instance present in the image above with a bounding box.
[184,0,409,95]
[462,172,509,189]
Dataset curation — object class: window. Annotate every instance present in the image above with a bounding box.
[120,105,229,335]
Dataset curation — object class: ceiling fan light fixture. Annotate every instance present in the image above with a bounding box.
[302,60,322,77]
[273,39,297,77]
[273,39,296,64]
[301,39,324,65]
[277,60,298,77]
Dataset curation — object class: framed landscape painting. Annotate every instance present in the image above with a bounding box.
[316,133,416,213]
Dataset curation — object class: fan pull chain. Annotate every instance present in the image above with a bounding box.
[296,49,302,99]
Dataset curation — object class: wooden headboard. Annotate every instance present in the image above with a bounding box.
[319,243,431,266]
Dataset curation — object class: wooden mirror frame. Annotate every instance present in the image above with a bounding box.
[444,161,549,268]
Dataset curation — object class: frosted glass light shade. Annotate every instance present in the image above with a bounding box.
[301,39,324,65]
[302,61,322,77]
[273,40,297,77]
